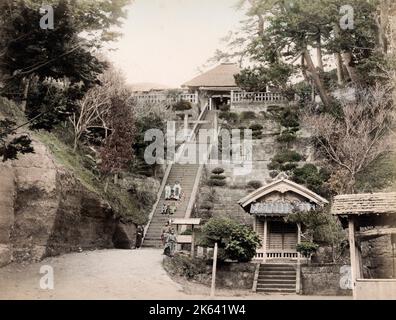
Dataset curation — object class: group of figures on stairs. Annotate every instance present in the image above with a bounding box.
[161,221,177,257]
[160,181,184,217]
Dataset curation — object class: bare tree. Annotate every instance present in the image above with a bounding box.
[303,85,395,193]
[69,66,126,151]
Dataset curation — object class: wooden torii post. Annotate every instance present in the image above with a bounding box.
[171,218,201,257]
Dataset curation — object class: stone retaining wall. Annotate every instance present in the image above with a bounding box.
[301,264,352,296]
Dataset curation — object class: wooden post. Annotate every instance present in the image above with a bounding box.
[210,242,218,298]
[348,217,358,299]
[296,222,302,294]
[191,225,195,258]
[263,218,268,263]
[230,90,234,108]
[184,113,188,140]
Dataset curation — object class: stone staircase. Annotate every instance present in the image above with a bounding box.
[142,163,200,248]
[256,263,297,294]
[143,109,216,248]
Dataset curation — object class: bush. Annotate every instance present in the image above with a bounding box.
[240,111,256,120]
[200,201,214,211]
[268,149,303,172]
[210,175,226,180]
[219,111,238,123]
[207,179,226,187]
[292,164,331,197]
[247,180,263,189]
[277,131,297,144]
[272,150,303,164]
[269,170,279,178]
[173,100,192,111]
[199,217,261,262]
[164,254,207,279]
[212,167,225,175]
[249,124,263,131]
[296,241,319,258]
[219,104,230,112]
[252,131,263,139]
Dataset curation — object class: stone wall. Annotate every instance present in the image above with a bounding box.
[301,264,352,296]
[196,262,256,290]
[362,235,394,279]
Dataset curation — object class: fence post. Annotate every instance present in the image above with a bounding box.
[210,242,218,298]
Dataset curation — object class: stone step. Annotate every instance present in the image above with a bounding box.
[259,269,296,274]
[257,283,296,289]
[258,275,296,281]
[259,266,296,272]
[257,279,296,284]
[256,288,296,293]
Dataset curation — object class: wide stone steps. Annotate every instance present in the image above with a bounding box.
[142,162,200,247]
[142,111,216,248]
[256,264,297,294]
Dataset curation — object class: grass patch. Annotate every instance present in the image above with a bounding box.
[36,132,147,225]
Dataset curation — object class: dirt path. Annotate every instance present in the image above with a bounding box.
[0,249,188,300]
[0,249,350,300]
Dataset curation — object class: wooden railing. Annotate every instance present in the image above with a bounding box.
[254,249,299,260]
[232,91,287,103]
[132,92,198,104]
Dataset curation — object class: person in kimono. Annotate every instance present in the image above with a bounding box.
[164,184,171,200]
[173,181,181,200]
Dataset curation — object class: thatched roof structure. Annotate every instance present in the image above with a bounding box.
[332,192,396,216]
[182,63,240,89]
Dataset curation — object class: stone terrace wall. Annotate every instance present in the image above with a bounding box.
[301,264,352,296]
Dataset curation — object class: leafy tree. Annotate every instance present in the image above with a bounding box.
[292,164,331,197]
[287,207,345,262]
[0,0,130,160]
[132,113,165,176]
[0,119,33,161]
[199,217,261,262]
[99,96,136,187]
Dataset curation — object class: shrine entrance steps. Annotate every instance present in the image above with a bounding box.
[256,263,297,294]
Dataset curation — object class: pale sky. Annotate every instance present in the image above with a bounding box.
[106,0,245,88]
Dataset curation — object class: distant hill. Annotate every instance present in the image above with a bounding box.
[128,82,173,92]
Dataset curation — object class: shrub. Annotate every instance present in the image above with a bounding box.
[267,105,284,114]
[269,170,279,178]
[252,131,263,139]
[164,254,207,279]
[199,217,261,262]
[219,104,230,112]
[212,167,225,175]
[210,175,226,180]
[200,201,214,211]
[172,100,192,111]
[219,111,238,123]
[272,150,303,164]
[296,241,319,258]
[277,131,297,144]
[247,180,263,189]
[207,179,226,187]
[249,124,263,131]
[268,150,303,172]
[240,111,256,120]
[292,164,331,197]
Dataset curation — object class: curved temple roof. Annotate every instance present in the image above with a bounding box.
[238,177,329,210]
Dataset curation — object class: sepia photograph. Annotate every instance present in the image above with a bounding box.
[0,0,395,309]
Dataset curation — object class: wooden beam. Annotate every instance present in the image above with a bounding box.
[348,217,357,299]
[356,227,396,239]
[263,218,268,263]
